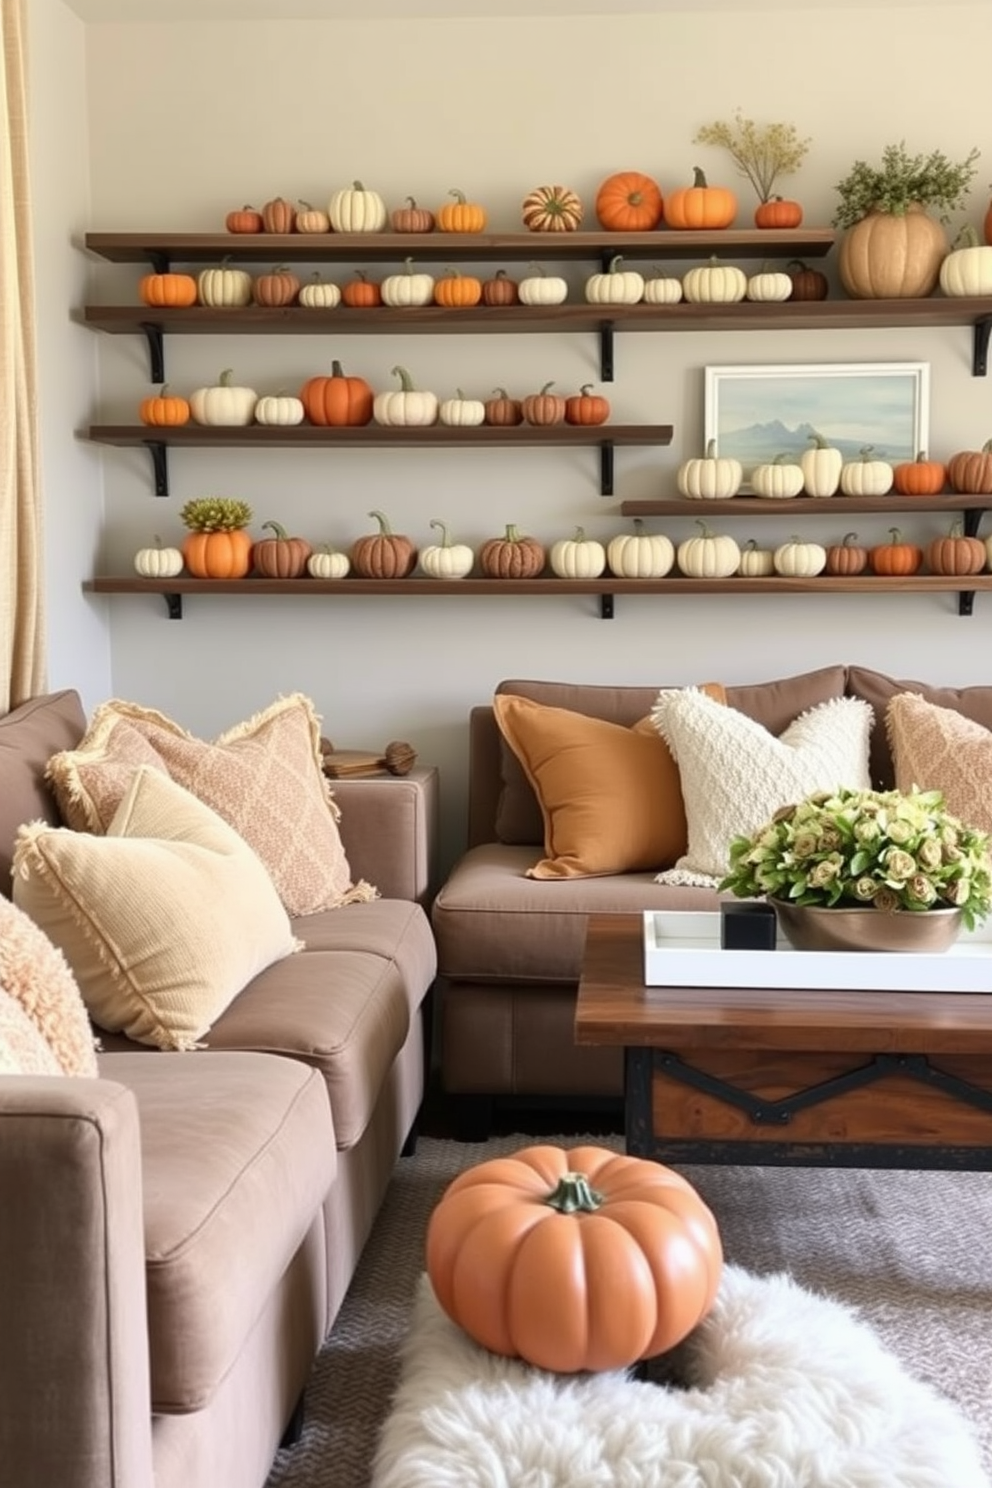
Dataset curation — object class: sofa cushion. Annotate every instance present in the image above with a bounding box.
[100,1050,335,1414]
[13,768,300,1051]
[46,692,377,918]
[886,692,992,834]
[0,689,86,897]
[0,897,98,1076]
[847,666,992,789]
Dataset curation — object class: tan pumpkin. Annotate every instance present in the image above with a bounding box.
[838,206,949,299]
[484,388,524,426]
[478,524,546,578]
[926,519,987,575]
[349,510,418,578]
[251,520,312,578]
[521,381,566,427]
[252,265,301,307]
[481,270,520,306]
[824,532,869,576]
[390,196,436,233]
[947,439,992,494]
[294,200,331,234]
[260,197,297,234]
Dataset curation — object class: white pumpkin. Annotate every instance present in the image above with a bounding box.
[642,270,684,305]
[134,537,183,578]
[373,365,439,427]
[750,454,805,499]
[518,263,569,306]
[327,180,388,233]
[306,545,351,579]
[800,433,843,497]
[549,526,607,578]
[839,446,894,496]
[737,538,776,577]
[197,264,253,307]
[746,270,793,303]
[254,392,305,426]
[773,536,827,577]
[677,439,743,500]
[438,389,486,427]
[606,519,675,578]
[584,254,645,306]
[677,521,741,577]
[939,224,992,297]
[298,274,342,309]
[419,520,475,578]
[682,258,747,305]
[381,257,436,307]
[189,368,258,426]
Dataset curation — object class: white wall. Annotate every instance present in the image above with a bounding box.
[38,4,992,868]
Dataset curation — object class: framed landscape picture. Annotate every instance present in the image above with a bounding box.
[704,362,930,484]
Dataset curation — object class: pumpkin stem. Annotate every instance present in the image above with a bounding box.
[331,359,345,377]
[504,523,522,541]
[807,430,831,449]
[608,254,624,273]
[368,509,393,534]
[261,520,289,540]
[448,188,468,204]
[429,519,452,546]
[392,365,416,391]
[544,1173,605,1214]
[691,166,709,188]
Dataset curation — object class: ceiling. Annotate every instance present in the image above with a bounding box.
[62,0,946,20]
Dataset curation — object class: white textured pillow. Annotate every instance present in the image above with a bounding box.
[650,689,874,885]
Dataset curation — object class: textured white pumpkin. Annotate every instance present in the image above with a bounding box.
[642,272,684,305]
[773,536,827,576]
[800,434,843,497]
[745,271,793,303]
[606,519,675,578]
[134,538,183,578]
[682,260,747,304]
[839,447,894,496]
[438,390,486,427]
[518,265,569,305]
[584,255,645,305]
[197,265,253,307]
[306,546,351,579]
[298,275,342,309]
[327,180,388,233]
[737,539,776,577]
[751,456,805,499]
[677,521,741,577]
[254,393,305,426]
[381,258,436,307]
[419,520,475,578]
[189,368,258,426]
[373,365,439,427]
[550,527,607,578]
[677,440,743,500]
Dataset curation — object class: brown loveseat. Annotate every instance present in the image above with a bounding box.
[0,689,438,1488]
[432,665,992,1135]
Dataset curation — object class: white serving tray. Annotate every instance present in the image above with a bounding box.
[643,910,992,994]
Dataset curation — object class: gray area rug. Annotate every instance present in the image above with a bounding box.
[265,1135,992,1488]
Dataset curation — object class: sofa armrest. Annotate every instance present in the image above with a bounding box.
[0,1076,155,1488]
[331,765,439,905]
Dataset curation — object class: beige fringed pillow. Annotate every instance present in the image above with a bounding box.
[13,767,301,1051]
[887,692,992,834]
[46,693,377,918]
[0,896,99,1076]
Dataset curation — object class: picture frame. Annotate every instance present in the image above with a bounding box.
[704,362,930,484]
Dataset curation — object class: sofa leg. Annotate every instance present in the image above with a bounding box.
[279,1391,306,1449]
[449,1093,494,1143]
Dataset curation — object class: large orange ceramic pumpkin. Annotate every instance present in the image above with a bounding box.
[594,171,664,232]
[425,1144,723,1373]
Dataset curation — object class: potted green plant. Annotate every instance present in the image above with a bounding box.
[694,110,811,226]
[833,141,980,300]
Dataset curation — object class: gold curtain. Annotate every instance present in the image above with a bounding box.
[0,0,44,712]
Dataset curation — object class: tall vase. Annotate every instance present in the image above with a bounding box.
[838,205,949,299]
[773,901,963,954]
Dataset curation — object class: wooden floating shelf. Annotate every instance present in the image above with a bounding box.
[621,494,992,518]
[86,423,672,449]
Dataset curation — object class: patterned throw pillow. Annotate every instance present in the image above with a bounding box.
[886,692,992,835]
[650,689,874,885]
[46,693,377,918]
[0,896,99,1076]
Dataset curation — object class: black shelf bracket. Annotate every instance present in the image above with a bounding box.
[140,323,166,384]
[599,593,615,619]
[959,590,976,617]
[599,441,615,496]
[974,318,992,376]
[598,323,615,383]
[148,250,171,275]
[163,592,183,619]
[959,507,984,612]
[144,440,169,497]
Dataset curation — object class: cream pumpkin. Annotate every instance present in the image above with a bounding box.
[677,440,743,500]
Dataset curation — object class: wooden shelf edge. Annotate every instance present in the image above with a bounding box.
[84,575,992,597]
[621,494,992,517]
[83,424,673,449]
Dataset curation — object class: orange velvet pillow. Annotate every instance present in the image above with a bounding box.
[493,686,725,879]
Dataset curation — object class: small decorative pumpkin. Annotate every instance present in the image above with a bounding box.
[750,453,804,500]
[439,388,486,427]
[481,269,520,306]
[786,259,829,301]
[306,544,351,580]
[478,524,546,578]
[133,536,184,578]
[594,171,664,232]
[869,527,924,576]
[518,262,568,306]
[947,439,992,494]
[298,273,342,309]
[606,518,674,578]
[341,269,383,307]
[521,381,566,427]
[197,261,254,307]
[484,387,524,426]
[737,538,776,577]
[425,1144,722,1374]
[754,196,804,230]
[327,180,388,234]
[139,272,197,308]
[225,205,264,235]
[521,184,583,233]
[938,223,992,297]
[251,520,312,578]
[188,368,258,427]
[300,361,374,427]
[381,257,436,308]
[294,200,331,234]
[682,256,747,305]
[773,535,827,577]
[349,510,418,578]
[825,531,869,576]
[892,450,947,496]
[419,520,475,579]
[584,254,645,305]
[642,269,684,305]
[139,384,190,427]
[800,431,843,497]
[436,188,488,234]
[926,519,987,576]
[390,196,435,233]
[745,269,792,303]
[252,265,301,307]
[677,520,741,577]
[179,497,254,580]
[549,526,607,579]
[254,391,305,427]
[677,438,743,500]
[373,365,439,427]
[260,196,296,234]
[665,167,737,230]
[433,267,483,307]
[839,446,894,497]
[564,384,610,426]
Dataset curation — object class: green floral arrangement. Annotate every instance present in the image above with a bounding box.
[720,785,992,930]
[832,142,980,229]
[179,497,253,532]
[694,110,811,203]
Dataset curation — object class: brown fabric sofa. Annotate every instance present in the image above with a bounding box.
[432,665,992,1134]
[0,689,439,1488]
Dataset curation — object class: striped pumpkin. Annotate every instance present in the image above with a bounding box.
[521,184,583,233]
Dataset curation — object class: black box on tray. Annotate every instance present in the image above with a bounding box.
[720,901,777,951]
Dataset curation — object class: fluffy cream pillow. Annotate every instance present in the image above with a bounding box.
[0,989,64,1076]
[887,692,992,834]
[0,897,98,1076]
[650,689,874,885]
[46,693,377,918]
[13,767,301,1051]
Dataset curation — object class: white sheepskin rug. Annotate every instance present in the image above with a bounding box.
[371,1265,988,1488]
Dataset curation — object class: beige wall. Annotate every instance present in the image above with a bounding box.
[38,3,992,867]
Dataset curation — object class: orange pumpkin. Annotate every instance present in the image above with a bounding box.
[252,265,301,307]
[436,189,488,234]
[225,205,264,234]
[300,361,374,426]
[349,510,417,578]
[926,519,986,575]
[594,170,664,232]
[869,528,924,576]
[341,270,383,307]
[666,168,737,230]
[892,451,947,496]
[754,196,804,229]
[260,196,296,234]
[985,195,992,248]
[139,384,191,427]
[786,259,828,301]
[182,528,253,580]
[565,384,610,426]
[433,268,482,307]
[139,272,197,307]
[947,440,992,495]
[484,388,524,426]
[824,532,868,576]
[478,524,546,577]
[481,269,520,306]
[251,520,313,578]
[390,196,436,233]
[522,380,566,426]
[425,1144,723,1373]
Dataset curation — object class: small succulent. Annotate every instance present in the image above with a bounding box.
[180,497,253,532]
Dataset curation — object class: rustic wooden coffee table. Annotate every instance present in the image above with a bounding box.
[574,912,992,1169]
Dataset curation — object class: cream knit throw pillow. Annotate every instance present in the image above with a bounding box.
[651,689,874,886]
